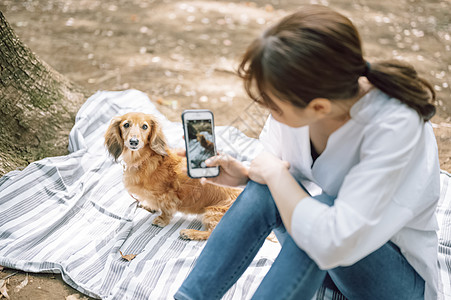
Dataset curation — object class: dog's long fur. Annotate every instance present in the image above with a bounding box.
[105,112,241,240]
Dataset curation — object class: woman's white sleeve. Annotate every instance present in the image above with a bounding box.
[259,115,282,157]
[290,114,426,269]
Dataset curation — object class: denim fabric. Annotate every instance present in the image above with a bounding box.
[174,181,424,300]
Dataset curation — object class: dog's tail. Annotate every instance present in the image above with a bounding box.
[223,186,243,202]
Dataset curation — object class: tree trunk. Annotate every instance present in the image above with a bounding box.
[0,11,88,175]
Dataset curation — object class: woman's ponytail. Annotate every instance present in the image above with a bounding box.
[365,60,436,121]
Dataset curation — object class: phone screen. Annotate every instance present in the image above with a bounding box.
[183,110,219,178]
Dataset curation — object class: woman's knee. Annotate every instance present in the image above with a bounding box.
[240,181,273,206]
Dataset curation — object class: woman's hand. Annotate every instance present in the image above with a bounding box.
[176,148,248,187]
[201,154,249,188]
[249,152,290,185]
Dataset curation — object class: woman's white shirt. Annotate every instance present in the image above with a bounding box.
[259,89,440,299]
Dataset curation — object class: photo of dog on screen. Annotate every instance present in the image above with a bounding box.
[186,119,216,169]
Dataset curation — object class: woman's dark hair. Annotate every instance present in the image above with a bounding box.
[237,5,436,121]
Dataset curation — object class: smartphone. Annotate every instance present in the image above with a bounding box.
[182,109,219,178]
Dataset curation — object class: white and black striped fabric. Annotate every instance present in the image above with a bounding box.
[437,170,451,299]
[0,90,450,299]
[0,90,278,299]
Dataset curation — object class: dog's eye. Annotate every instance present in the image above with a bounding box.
[123,123,130,128]
[142,124,148,130]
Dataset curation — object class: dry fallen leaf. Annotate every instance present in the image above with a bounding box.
[14,273,28,293]
[265,4,274,12]
[0,279,10,300]
[156,98,178,109]
[119,251,137,262]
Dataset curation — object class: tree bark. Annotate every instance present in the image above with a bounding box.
[0,11,88,175]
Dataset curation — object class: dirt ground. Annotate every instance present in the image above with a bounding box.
[0,0,450,299]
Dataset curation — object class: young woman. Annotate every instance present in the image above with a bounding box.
[174,5,440,300]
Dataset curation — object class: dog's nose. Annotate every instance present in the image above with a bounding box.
[129,138,139,147]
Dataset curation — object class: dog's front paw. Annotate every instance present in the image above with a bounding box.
[179,229,194,240]
[152,216,170,227]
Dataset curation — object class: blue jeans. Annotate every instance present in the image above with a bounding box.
[174,181,425,300]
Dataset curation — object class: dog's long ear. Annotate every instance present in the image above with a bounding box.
[104,116,124,161]
[149,118,168,156]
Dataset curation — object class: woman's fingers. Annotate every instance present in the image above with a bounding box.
[205,154,225,167]
[175,148,186,157]
[206,153,235,168]
[200,177,211,185]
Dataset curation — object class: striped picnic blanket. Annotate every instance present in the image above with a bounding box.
[437,170,451,299]
[1,90,450,299]
[0,90,277,299]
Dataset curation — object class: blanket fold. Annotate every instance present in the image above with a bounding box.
[1,89,450,300]
[0,90,277,299]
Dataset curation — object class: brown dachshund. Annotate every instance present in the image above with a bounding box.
[196,133,216,155]
[104,112,241,240]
